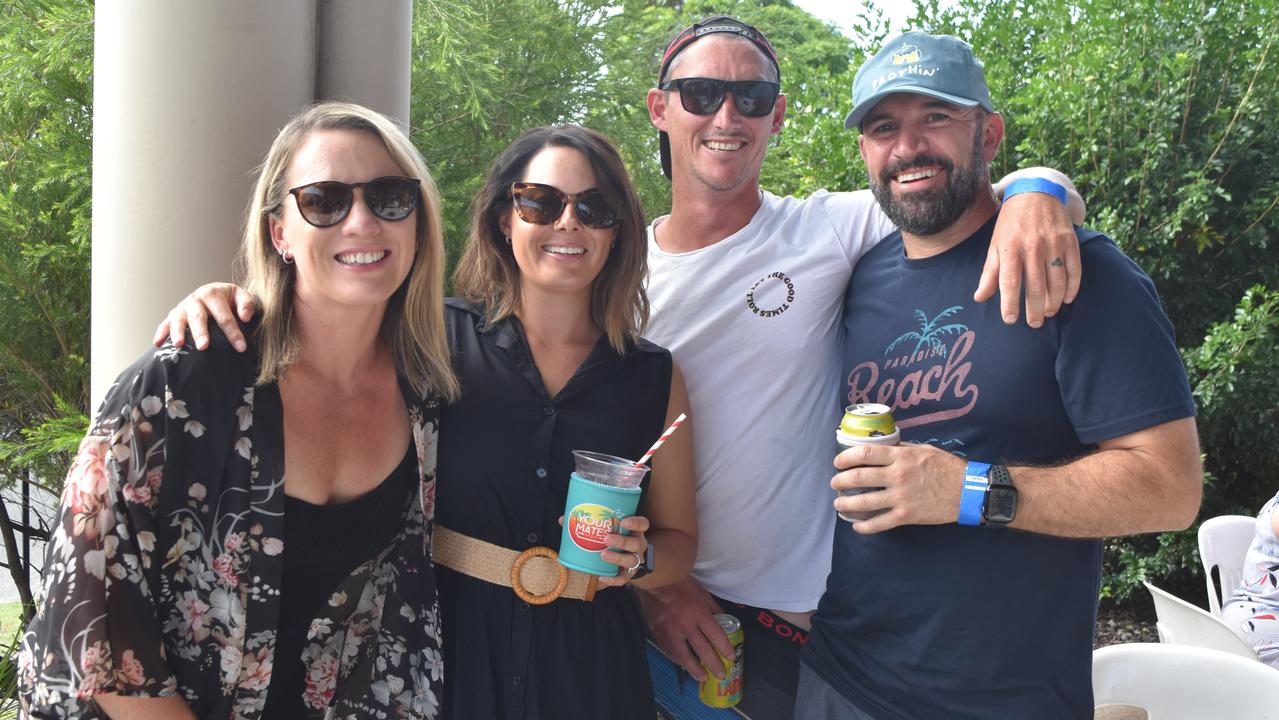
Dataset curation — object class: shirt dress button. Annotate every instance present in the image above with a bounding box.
[543,405,555,415]
[512,675,523,687]
[535,467,548,479]
[527,532,539,544]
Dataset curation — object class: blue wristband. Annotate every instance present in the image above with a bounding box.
[958,461,991,527]
[1003,177,1068,206]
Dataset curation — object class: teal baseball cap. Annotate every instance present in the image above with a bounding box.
[844,31,993,130]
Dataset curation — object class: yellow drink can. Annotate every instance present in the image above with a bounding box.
[699,613,744,708]
[838,403,898,439]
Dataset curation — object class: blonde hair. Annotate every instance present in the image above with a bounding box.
[240,101,459,401]
[452,125,649,352]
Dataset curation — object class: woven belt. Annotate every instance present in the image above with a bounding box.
[433,525,598,604]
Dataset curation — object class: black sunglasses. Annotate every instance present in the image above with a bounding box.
[659,77,781,118]
[510,182,620,229]
[283,176,421,228]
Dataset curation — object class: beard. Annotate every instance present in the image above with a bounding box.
[869,124,987,236]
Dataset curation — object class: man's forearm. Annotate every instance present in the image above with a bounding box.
[632,528,696,590]
[1008,417,1202,538]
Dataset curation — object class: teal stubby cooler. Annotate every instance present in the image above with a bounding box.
[558,451,648,576]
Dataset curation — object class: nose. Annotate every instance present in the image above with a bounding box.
[892,123,929,159]
[552,199,583,231]
[712,91,742,127]
[342,188,382,235]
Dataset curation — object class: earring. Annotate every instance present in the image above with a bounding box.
[505,236,512,245]
[277,247,294,264]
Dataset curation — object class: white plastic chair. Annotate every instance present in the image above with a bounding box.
[1093,643,1279,719]
[1199,514,1256,617]
[1143,581,1258,660]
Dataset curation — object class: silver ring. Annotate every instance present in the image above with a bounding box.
[626,551,643,575]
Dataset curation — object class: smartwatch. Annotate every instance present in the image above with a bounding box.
[631,543,656,580]
[982,464,1018,527]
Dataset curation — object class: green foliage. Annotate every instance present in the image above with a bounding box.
[1102,526,1203,601]
[0,0,94,488]
[1185,285,1279,512]
[0,395,85,483]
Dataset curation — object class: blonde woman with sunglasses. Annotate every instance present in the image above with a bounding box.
[20,102,458,719]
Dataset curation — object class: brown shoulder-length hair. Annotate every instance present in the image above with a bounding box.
[452,125,649,352]
[240,101,460,401]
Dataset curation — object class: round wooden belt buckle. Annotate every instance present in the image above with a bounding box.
[510,546,568,605]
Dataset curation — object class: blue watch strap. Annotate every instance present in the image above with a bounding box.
[1003,177,1068,206]
[959,461,991,526]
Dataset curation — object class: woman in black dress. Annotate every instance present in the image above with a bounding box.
[438,126,697,719]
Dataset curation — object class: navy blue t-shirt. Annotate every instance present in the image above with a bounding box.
[802,215,1195,719]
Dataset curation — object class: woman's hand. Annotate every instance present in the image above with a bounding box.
[596,514,650,588]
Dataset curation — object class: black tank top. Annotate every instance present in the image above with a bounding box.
[257,384,414,718]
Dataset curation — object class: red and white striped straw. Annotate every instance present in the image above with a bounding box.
[635,413,687,467]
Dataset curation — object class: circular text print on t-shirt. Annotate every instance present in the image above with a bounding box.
[745,271,795,318]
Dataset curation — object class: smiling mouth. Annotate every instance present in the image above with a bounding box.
[544,245,585,256]
[336,250,387,265]
[705,139,744,152]
[895,168,940,184]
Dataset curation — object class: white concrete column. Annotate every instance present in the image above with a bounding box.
[317,0,413,128]
[91,1,316,408]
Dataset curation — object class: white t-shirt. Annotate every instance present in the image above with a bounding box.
[645,189,894,612]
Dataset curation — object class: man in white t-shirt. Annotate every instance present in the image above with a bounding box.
[154,15,1085,719]
[637,15,1084,719]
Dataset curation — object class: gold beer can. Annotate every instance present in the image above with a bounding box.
[836,404,900,522]
[699,613,744,708]
[838,403,898,439]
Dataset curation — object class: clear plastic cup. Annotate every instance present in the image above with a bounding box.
[572,450,649,488]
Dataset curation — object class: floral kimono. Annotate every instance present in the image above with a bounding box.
[19,332,444,719]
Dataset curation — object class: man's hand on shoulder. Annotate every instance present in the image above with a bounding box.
[636,577,734,681]
[978,191,1081,328]
[153,283,257,352]
[978,167,1086,327]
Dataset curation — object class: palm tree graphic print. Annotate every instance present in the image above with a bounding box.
[884,305,968,366]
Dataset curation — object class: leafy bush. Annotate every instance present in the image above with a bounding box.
[1186,285,1279,513]
[1103,286,1279,601]
[0,0,93,485]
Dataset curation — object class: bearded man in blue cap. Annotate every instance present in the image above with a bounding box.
[797,31,1203,720]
